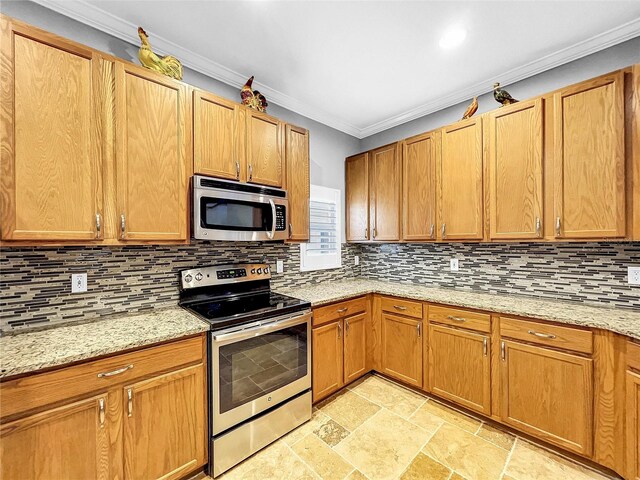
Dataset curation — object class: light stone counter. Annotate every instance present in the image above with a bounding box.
[0,308,209,379]
[276,279,640,341]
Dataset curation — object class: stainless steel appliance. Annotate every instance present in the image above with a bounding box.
[192,175,289,241]
[179,263,311,477]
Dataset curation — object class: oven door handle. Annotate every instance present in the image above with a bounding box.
[266,199,276,240]
[212,312,309,343]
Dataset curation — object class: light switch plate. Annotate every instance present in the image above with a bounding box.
[276,260,284,274]
[629,266,640,285]
[450,259,459,272]
[354,256,360,266]
[71,273,87,293]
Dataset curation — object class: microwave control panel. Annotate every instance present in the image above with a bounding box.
[275,205,286,231]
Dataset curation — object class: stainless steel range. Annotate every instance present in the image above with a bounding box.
[179,264,312,477]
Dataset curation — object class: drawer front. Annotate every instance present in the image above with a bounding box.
[629,341,640,371]
[380,297,423,319]
[500,317,592,354]
[429,305,490,333]
[313,296,367,327]
[1,335,205,420]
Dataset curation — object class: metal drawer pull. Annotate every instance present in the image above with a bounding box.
[447,315,466,322]
[372,227,377,239]
[336,307,348,313]
[99,398,105,427]
[501,341,506,361]
[127,388,133,417]
[429,223,435,239]
[235,161,240,179]
[441,223,446,239]
[555,217,561,237]
[337,323,342,339]
[345,319,350,334]
[248,164,253,181]
[288,223,293,238]
[528,330,556,340]
[535,217,541,237]
[97,364,133,378]
[95,213,101,239]
[365,228,369,239]
[393,305,407,311]
[483,337,488,356]
[120,214,126,239]
[417,322,421,337]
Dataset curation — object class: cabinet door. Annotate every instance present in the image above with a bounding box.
[1,394,110,480]
[489,99,543,240]
[115,62,190,241]
[344,312,367,384]
[285,124,310,241]
[553,72,625,238]
[193,90,244,181]
[346,153,369,241]
[370,143,402,241]
[312,321,344,402]
[381,313,422,387]
[627,370,640,480]
[439,118,484,240]
[500,340,593,456]
[0,18,103,241]
[123,364,206,480]
[403,132,437,241]
[246,110,283,187]
[428,324,491,415]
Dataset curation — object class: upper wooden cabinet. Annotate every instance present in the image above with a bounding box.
[345,153,369,241]
[370,143,402,241]
[246,110,283,187]
[553,72,626,239]
[0,17,103,241]
[488,99,544,240]
[114,62,190,242]
[285,124,310,241]
[438,117,484,240]
[402,131,438,241]
[193,90,244,181]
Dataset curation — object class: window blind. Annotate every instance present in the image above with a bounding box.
[307,199,338,255]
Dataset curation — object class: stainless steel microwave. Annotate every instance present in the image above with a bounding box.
[193,175,289,241]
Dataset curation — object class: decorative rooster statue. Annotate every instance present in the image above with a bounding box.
[240,76,268,112]
[493,83,518,106]
[461,96,478,119]
[137,27,183,80]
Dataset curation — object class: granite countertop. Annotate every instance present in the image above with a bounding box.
[276,279,640,341]
[0,308,209,379]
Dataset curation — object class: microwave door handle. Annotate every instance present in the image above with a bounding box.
[267,199,276,239]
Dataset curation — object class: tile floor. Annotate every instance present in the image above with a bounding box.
[216,374,617,480]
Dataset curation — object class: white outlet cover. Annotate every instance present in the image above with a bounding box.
[276,260,284,274]
[354,255,360,266]
[629,266,640,285]
[450,259,459,272]
[71,273,87,293]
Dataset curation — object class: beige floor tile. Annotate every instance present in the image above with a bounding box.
[347,375,425,418]
[218,441,318,480]
[344,470,368,480]
[314,418,351,447]
[334,409,432,480]
[283,410,333,446]
[419,399,481,433]
[292,434,354,480]
[449,474,467,480]
[422,423,508,480]
[407,402,446,434]
[505,441,611,480]
[399,452,452,480]
[476,423,516,450]
[318,389,381,431]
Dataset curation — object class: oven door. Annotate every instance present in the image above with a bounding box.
[210,311,311,435]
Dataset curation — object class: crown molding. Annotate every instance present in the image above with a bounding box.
[32,1,640,139]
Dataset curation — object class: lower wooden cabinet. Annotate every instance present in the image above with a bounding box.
[627,370,640,480]
[427,324,491,415]
[381,312,422,387]
[344,312,367,383]
[312,321,344,402]
[500,339,593,456]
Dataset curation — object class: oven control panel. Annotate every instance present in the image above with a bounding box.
[180,263,271,289]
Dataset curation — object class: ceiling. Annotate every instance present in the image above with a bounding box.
[36,1,640,138]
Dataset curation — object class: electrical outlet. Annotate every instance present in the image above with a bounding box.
[71,273,87,293]
[276,260,284,274]
[629,266,640,285]
[450,259,459,272]
[354,255,360,266]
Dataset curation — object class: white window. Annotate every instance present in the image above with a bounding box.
[300,185,342,272]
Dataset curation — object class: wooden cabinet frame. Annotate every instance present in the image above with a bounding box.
[345,153,370,242]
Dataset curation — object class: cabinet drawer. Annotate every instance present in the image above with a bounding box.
[629,341,640,371]
[429,305,490,333]
[313,297,367,327]
[500,317,592,355]
[1,335,205,420]
[380,297,423,319]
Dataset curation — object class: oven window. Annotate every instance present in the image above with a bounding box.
[218,323,308,414]
[200,197,272,231]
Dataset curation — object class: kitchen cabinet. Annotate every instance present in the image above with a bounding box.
[369,143,402,241]
[114,61,190,242]
[312,320,344,402]
[427,324,491,415]
[246,110,284,187]
[0,17,103,241]
[438,117,484,240]
[500,339,593,456]
[285,124,310,241]
[402,131,438,241]
[344,312,367,384]
[381,312,422,387]
[488,98,544,240]
[552,71,626,239]
[345,153,369,241]
[193,89,245,181]
[627,370,640,480]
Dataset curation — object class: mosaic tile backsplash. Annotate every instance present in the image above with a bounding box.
[0,242,361,331]
[359,242,640,310]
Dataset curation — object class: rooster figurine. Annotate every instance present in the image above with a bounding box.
[137,27,183,80]
[240,76,268,113]
[493,83,518,106]
[461,96,478,119]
